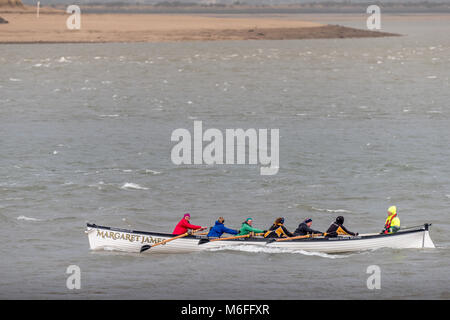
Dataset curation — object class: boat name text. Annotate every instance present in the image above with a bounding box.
[96,230,164,244]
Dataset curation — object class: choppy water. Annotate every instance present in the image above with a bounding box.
[1,14,449,299]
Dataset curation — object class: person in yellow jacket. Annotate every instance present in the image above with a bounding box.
[264,218,294,238]
[382,206,401,234]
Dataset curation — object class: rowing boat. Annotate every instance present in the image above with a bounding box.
[85,223,435,254]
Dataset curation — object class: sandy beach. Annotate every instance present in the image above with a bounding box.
[0,10,397,43]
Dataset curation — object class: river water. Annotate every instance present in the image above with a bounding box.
[0,14,449,299]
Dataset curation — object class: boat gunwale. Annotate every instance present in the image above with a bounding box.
[86,223,431,243]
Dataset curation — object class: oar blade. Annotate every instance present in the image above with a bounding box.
[198,238,210,245]
[140,245,151,253]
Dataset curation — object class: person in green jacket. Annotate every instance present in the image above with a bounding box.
[237,218,265,236]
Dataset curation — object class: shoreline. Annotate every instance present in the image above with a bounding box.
[0,12,399,44]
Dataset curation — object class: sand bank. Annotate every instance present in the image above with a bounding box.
[0,11,397,44]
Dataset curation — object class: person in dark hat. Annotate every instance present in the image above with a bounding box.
[326,216,358,237]
[294,218,324,236]
[264,217,294,238]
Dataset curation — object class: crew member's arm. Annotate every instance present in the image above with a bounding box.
[222,226,239,235]
[247,226,264,234]
[305,226,323,235]
[282,226,294,237]
[182,219,203,231]
[341,225,358,236]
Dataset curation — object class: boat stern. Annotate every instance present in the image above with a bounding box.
[422,224,435,249]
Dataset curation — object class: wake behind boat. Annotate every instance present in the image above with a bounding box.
[85,223,435,254]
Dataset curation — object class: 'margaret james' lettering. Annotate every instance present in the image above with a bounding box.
[96,230,162,244]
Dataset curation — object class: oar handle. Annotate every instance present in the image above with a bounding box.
[269,232,327,243]
[274,234,311,242]
[141,228,207,252]
[151,232,189,248]
[191,232,208,236]
[208,234,251,242]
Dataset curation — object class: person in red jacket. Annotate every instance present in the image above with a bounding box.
[172,213,206,235]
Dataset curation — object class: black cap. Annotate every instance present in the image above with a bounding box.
[336,216,344,224]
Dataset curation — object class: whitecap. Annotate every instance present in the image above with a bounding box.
[99,114,119,117]
[208,244,348,259]
[58,57,69,63]
[121,183,148,190]
[311,207,352,213]
[144,169,161,175]
[0,197,24,201]
[88,181,106,189]
[9,78,21,82]
[17,216,42,222]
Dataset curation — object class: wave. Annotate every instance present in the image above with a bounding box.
[0,197,25,201]
[207,244,349,259]
[17,215,42,222]
[144,169,161,175]
[311,207,352,213]
[296,204,352,214]
[99,114,119,117]
[120,182,149,190]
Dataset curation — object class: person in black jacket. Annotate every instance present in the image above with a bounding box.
[326,216,358,237]
[264,217,294,238]
[294,218,323,236]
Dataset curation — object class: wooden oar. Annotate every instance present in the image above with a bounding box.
[266,233,326,244]
[198,233,264,245]
[140,230,207,253]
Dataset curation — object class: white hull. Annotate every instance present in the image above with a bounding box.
[86,223,435,254]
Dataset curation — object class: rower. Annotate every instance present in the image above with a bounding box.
[237,218,266,236]
[381,206,401,234]
[264,217,294,238]
[172,213,206,235]
[207,217,239,238]
[294,218,323,236]
[326,216,358,237]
